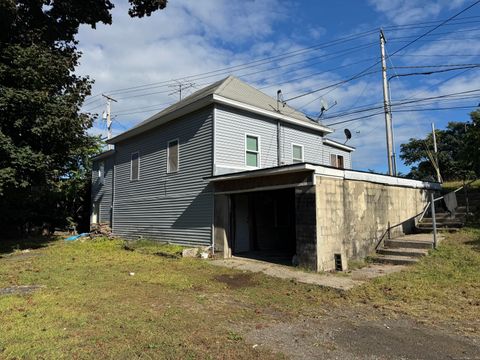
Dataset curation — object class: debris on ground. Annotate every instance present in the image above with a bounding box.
[0,285,45,296]
[89,223,114,238]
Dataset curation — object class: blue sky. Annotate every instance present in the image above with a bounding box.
[78,0,480,174]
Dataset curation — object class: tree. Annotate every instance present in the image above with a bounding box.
[400,110,480,181]
[0,0,167,236]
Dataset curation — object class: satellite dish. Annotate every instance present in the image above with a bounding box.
[320,98,329,112]
[344,128,352,144]
[318,99,338,120]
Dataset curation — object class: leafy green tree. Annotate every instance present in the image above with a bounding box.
[0,0,167,236]
[400,110,480,181]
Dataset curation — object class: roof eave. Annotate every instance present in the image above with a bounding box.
[91,149,115,161]
[213,94,333,134]
[323,138,355,152]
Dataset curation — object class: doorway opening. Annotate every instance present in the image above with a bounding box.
[231,188,296,265]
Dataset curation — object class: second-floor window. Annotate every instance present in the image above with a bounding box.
[167,139,179,173]
[131,152,140,181]
[292,144,304,164]
[330,154,344,169]
[245,135,259,167]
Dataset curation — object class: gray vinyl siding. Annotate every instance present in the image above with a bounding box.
[323,144,352,169]
[215,105,278,171]
[281,124,324,165]
[91,156,114,225]
[112,106,214,246]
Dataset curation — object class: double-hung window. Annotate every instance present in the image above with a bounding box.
[292,144,304,164]
[245,135,259,167]
[131,152,140,181]
[167,139,179,173]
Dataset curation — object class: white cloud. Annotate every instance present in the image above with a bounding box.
[368,0,469,25]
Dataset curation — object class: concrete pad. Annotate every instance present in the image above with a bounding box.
[210,257,407,290]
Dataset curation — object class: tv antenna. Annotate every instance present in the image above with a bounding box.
[168,80,196,101]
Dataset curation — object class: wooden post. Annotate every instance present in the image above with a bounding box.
[430,192,438,249]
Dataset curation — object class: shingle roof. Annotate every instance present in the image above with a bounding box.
[108,75,332,144]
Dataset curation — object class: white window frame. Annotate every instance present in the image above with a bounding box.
[245,134,261,168]
[130,151,140,181]
[167,138,180,174]
[291,143,304,164]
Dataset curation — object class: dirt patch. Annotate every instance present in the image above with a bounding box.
[214,273,258,289]
[0,285,45,296]
[245,313,480,360]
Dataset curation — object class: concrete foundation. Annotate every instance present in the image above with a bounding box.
[315,176,428,271]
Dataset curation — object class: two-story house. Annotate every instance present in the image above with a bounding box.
[92,76,437,271]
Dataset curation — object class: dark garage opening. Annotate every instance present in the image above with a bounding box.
[231,188,296,265]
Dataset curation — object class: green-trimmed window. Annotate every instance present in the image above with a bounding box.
[246,135,259,167]
[292,144,304,163]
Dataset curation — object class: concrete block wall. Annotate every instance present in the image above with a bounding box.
[315,176,428,271]
[295,186,317,270]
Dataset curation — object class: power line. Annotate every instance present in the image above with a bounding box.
[284,0,480,103]
[104,29,378,96]
[324,88,480,124]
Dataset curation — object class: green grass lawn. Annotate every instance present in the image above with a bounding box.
[0,229,479,359]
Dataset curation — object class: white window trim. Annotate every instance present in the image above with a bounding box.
[167,138,180,174]
[245,134,261,168]
[130,151,140,181]
[291,143,304,163]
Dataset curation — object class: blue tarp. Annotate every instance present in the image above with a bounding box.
[65,233,89,241]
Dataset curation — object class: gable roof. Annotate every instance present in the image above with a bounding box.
[108,75,333,144]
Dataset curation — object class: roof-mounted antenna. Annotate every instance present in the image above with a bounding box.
[277,89,286,112]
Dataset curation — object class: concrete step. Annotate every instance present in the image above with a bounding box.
[419,220,464,227]
[416,226,460,233]
[417,222,463,229]
[422,213,465,219]
[377,247,429,257]
[372,254,419,265]
[384,238,433,249]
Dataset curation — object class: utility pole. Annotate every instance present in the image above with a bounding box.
[380,29,396,176]
[432,122,442,183]
[102,94,117,149]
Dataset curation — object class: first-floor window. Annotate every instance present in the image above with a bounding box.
[246,135,259,167]
[167,139,179,173]
[292,144,304,163]
[131,152,140,181]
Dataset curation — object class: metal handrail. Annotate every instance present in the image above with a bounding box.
[374,203,431,250]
